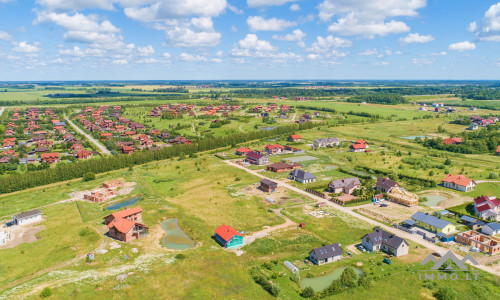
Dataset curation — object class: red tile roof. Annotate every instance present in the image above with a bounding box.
[109,207,143,219]
[497,145,500,153]
[474,195,500,212]
[265,144,284,150]
[215,225,242,242]
[351,143,366,149]
[355,140,368,144]
[236,147,252,153]
[442,174,474,187]
[290,134,302,139]
[108,218,136,233]
[443,138,462,145]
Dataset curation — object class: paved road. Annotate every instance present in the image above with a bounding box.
[65,116,111,155]
[224,160,500,277]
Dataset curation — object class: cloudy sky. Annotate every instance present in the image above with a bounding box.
[0,0,500,80]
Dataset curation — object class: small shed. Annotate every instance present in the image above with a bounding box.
[284,261,299,273]
[299,222,306,228]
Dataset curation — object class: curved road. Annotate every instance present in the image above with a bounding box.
[0,107,5,118]
[65,116,111,155]
[224,160,500,277]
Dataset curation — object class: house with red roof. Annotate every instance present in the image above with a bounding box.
[104,207,148,242]
[264,144,284,154]
[441,174,476,192]
[496,145,500,156]
[70,143,84,152]
[235,147,252,156]
[474,196,500,221]
[288,134,302,142]
[41,153,60,164]
[443,138,462,145]
[214,225,245,248]
[350,143,367,152]
[122,146,134,155]
[245,151,269,165]
[76,149,92,160]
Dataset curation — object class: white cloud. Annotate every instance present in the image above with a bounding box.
[211,58,223,63]
[399,33,434,44]
[59,46,106,56]
[412,58,434,66]
[318,0,425,38]
[227,3,243,14]
[12,41,41,53]
[469,2,500,42]
[448,41,476,51]
[272,29,305,42]
[373,61,389,66]
[138,45,155,56]
[290,4,300,11]
[359,48,377,56]
[123,0,227,21]
[163,52,171,59]
[178,52,207,61]
[113,59,128,65]
[247,0,295,8]
[35,0,115,11]
[231,25,238,32]
[34,11,126,51]
[429,51,447,56]
[0,31,12,41]
[137,58,160,64]
[230,33,301,62]
[247,16,296,31]
[305,35,352,53]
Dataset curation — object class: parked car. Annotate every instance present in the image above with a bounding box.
[380,203,388,207]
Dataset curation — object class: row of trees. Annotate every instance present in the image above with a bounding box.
[347,94,407,105]
[417,128,499,154]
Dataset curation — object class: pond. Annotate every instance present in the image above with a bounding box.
[259,126,277,131]
[300,267,364,292]
[400,135,430,140]
[106,196,142,210]
[421,194,449,207]
[161,218,196,250]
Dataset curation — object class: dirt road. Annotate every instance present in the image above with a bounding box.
[244,208,296,245]
[65,116,111,155]
[224,160,500,277]
[0,107,5,118]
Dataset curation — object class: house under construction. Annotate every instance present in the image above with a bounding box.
[387,187,419,207]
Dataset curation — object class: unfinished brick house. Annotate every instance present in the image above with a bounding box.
[84,190,114,203]
[102,179,124,189]
[455,230,500,255]
[104,207,148,242]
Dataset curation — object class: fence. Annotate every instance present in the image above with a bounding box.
[305,188,327,199]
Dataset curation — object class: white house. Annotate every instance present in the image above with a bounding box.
[441,174,476,192]
[13,209,42,225]
[309,243,343,265]
[362,229,409,257]
[313,138,340,148]
[289,169,316,184]
[482,222,500,236]
[474,195,500,221]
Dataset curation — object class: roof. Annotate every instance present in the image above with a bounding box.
[265,144,284,150]
[215,225,242,242]
[497,145,500,153]
[363,229,407,249]
[351,143,366,149]
[106,207,143,220]
[411,211,452,229]
[329,177,360,189]
[268,161,296,170]
[235,147,252,153]
[460,215,477,223]
[485,222,500,231]
[443,137,462,145]
[261,178,277,186]
[310,243,343,260]
[289,169,316,180]
[246,151,266,160]
[108,218,136,233]
[403,219,416,226]
[376,177,399,190]
[314,137,340,144]
[14,209,42,220]
[442,174,474,187]
[290,134,302,139]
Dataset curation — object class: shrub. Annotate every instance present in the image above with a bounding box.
[340,267,358,287]
[434,286,457,300]
[175,254,186,259]
[301,287,315,298]
[82,172,96,182]
[39,287,52,298]
[488,172,499,179]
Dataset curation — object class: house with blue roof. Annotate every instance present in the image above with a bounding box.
[481,222,500,236]
[411,211,457,234]
[460,215,484,230]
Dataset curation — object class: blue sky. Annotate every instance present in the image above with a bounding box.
[0,0,500,80]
